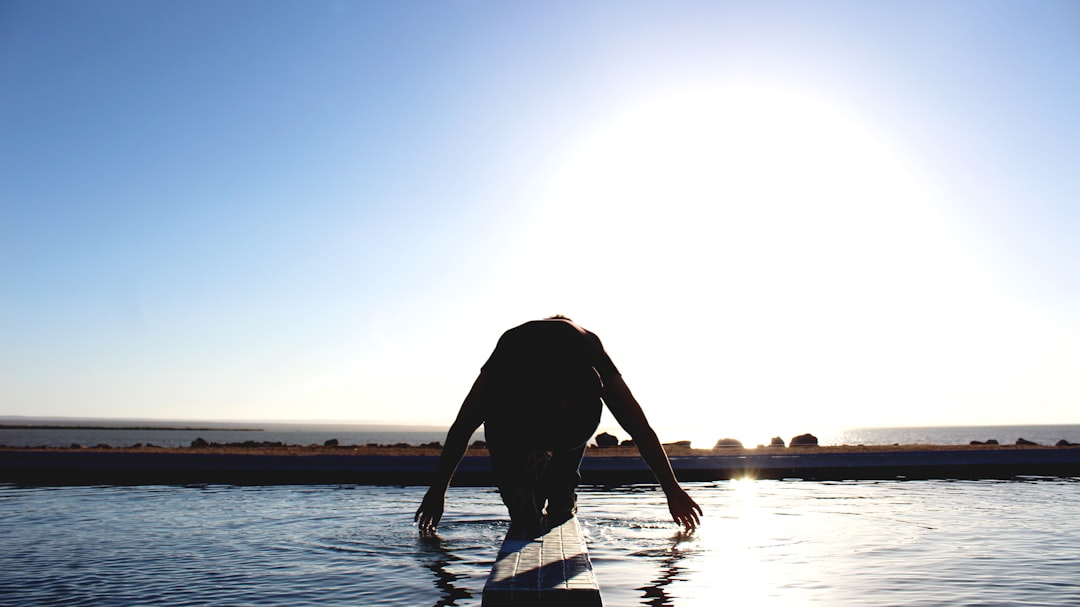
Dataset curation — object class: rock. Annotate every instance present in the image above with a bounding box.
[1056,440,1075,447]
[191,437,210,448]
[970,440,985,445]
[620,439,636,447]
[985,439,999,445]
[713,438,744,449]
[769,436,786,448]
[594,432,619,448]
[470,440,487,449]
[663,440,692,448]
[323,438,339,447]
[1016,438,1039,446]
[70,443,84,449]
[790,433,819,447]
[419,441,443,449]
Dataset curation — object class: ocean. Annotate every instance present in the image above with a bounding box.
[0,421,455,450]
[2,421,1079,449]
[2,479,1078,606]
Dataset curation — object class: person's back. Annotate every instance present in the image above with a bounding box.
[482,318,613,454]
[482,318,611,396]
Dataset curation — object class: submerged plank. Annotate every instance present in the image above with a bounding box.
[482,516,602,606]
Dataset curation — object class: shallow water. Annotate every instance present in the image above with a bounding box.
[2,479,1078,606]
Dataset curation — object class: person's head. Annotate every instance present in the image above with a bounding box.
[545,314,572,321]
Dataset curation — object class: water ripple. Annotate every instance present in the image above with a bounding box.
[2,480,1080,606]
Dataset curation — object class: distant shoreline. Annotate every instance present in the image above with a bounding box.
[3,442,1078,456]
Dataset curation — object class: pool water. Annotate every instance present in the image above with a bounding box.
[2,479,1078,606]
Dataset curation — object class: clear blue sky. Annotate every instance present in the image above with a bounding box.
[2,1,1078,443]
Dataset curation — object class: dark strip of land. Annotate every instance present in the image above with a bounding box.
[2,444,1079,486]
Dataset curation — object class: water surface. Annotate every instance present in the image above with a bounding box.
[2,479,1078,606]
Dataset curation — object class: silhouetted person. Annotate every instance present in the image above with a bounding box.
[415,316,702,532]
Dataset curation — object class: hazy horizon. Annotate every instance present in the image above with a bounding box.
[4,414,1079,451]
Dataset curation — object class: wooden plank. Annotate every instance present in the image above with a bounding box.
[482,516,602,606]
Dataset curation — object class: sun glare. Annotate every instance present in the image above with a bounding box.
[487,81,1063,432]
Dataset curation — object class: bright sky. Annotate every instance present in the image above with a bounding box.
[2,1,1079,444]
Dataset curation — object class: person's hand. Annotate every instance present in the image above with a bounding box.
[664,486,703,531]
[414,488,445,533]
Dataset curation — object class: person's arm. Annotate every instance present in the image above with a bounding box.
[414,373,488,532]
[602,374,703,530]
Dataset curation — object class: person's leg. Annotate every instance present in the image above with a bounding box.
[484,417,547,527]
[488,443,547,526]
[538,395,602,521]
[542,443,586,522]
